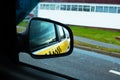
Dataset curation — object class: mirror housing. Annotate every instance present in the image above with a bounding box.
[18,17,73,59]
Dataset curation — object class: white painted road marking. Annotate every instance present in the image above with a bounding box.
[109,70,120,76]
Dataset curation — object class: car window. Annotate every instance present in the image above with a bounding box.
[18,2,120,80]
[57,25,65,40]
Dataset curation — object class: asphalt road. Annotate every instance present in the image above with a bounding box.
[19,48,120,80]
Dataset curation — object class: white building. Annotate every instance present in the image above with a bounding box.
[37,2,120,29]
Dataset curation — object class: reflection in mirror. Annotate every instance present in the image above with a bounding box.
[29,19,71,56]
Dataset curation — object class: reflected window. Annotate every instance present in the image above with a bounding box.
[67,5,71,11]
[40,4,46,9]
[78,5,82,11]
[91,6,95,12]
[83,6,90,12]
[109,7,117,13]
[118,7,120,13]
[71,5,78,11]
[104,6,109,12]
[96,6,103,12]
[30,20,56,51]
[56,5,60,10]
[60,5,66,10]
[45,4,50,10]
[49,4,55,10]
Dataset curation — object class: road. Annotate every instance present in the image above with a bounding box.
[19,48,120,80]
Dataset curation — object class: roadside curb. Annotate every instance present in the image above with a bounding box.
[74,45,120,58]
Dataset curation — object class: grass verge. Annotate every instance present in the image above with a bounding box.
[69,26,120,46]
[17,20,29,33]
[18,20,28,27]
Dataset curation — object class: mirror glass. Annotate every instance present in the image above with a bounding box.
[29,19,71,56]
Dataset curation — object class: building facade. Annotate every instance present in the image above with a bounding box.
[43,0,120,4]
[37,1,120,29]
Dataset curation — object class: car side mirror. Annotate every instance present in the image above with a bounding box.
[18,17,73,59]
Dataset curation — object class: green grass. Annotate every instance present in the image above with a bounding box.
[69,26,120,46]
[17,20,29,33]
[17,20,28,27]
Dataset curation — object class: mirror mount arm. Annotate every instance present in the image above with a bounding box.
[17,33,29,53]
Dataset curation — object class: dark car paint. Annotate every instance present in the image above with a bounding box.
[0,59,77,80]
